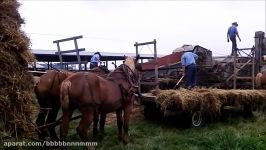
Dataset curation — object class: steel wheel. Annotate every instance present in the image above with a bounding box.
[191,111,203,127]
[251,104,261,117]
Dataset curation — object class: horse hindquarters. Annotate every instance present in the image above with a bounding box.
[59,80,73,141]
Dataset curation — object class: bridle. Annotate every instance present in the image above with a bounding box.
[121,64,138,88]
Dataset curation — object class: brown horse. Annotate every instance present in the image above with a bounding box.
[35,66,110,141]
[60,56,139,144]
[35,70,72,140]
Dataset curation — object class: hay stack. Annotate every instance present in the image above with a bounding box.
[0,0,36,139]
[154,88,266,115]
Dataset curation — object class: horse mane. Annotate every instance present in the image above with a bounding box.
[98,65,111,73]
[123,57,135,72]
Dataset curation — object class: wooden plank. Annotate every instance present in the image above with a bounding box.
[238,48,253,50]
[53,35,83,43]
[55,48,85,54]
[154,39,159,92]
[134,40,156,46]
[56,42,63,69]
[226,59,252,83]
[141,93,156,102]
[74,39,82,70]
[140,82,157,85]
[236,77,253,79]
[62,61,88,64]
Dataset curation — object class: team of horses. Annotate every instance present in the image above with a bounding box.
[34,56,140,145]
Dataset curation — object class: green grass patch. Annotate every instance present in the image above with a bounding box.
[2,115,266,150]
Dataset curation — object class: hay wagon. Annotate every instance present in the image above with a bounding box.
[136,31,266,127]
[141,89,266,127]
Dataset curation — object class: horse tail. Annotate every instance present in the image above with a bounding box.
[255,73,262,88]
[60,80,71,109]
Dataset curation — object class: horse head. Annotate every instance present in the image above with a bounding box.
[121,56,141,89]
[123,56,136,72]
[123,55,141,72]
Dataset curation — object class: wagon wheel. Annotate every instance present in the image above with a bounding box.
[243,104,262,117]
[251,104,262,117]
[189,110,204,127]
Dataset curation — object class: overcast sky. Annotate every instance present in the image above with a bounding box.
[19,0,265,56]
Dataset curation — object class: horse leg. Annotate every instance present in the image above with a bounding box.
[99,112,106,135]
[46,104,60,141]
[123,103,133,144]
[36,108,48,140]
[93,111,99,136]
[76,107,94,142]
[116,108,123,141]
[60,108,74,141]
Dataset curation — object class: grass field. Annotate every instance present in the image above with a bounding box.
[3,106,266,150]
[76,115,266,150]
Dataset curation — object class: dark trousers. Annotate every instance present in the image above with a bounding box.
[184,63,197,89]
[230,36,237,56]
[90,62,98,69]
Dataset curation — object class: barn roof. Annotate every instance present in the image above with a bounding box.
[31,49,157,62]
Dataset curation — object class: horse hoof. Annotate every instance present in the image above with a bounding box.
[123,138,129,144]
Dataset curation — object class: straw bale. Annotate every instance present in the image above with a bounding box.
[154,88,266,115]
[0,0,37,139]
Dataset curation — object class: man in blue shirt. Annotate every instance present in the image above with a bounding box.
[181,50,198,89]
[90,52,101,69]
[227,22,241,56]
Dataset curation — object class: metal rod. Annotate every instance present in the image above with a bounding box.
[37,115,82,130]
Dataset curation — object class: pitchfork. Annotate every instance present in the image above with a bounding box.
[173,75,184,89]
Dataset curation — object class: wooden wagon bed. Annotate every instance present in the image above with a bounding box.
[141,88,266,127]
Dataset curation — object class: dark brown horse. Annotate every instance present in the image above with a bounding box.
[35,70,72,140]
[35,66,110,141]
[60,56,139,144]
